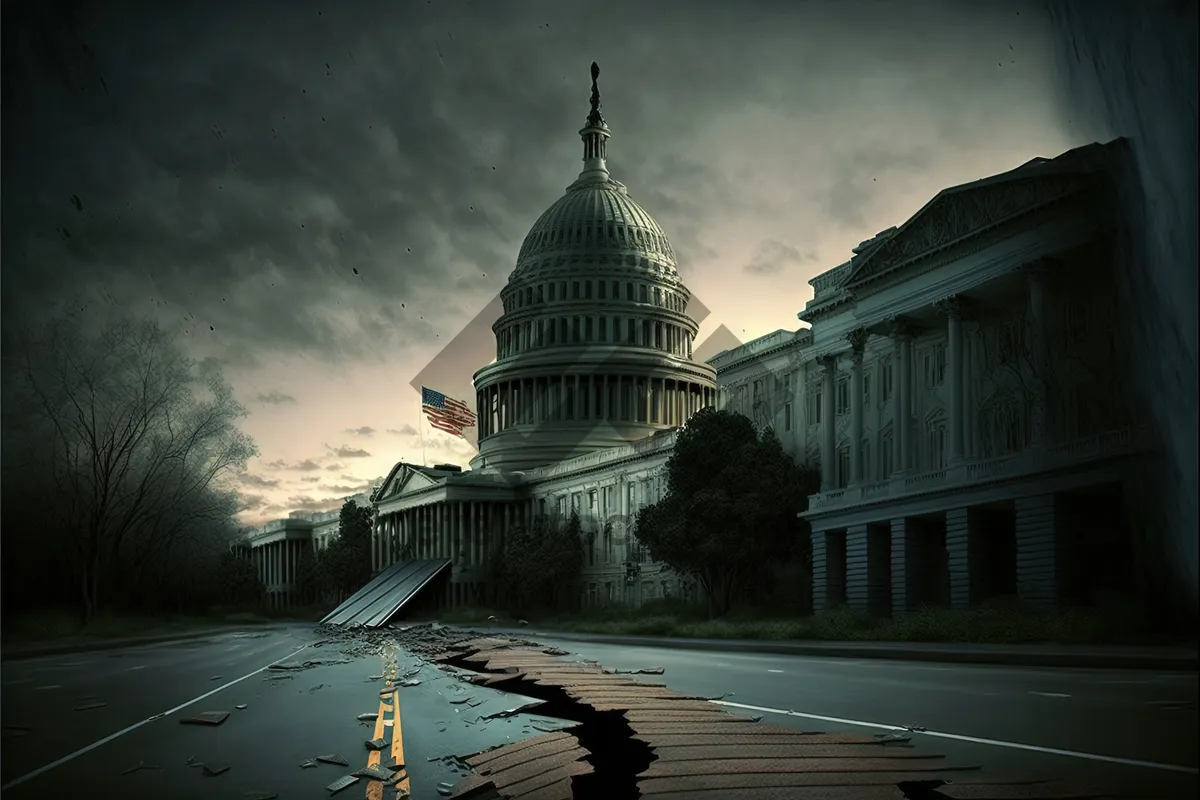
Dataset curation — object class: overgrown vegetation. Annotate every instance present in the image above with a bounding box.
[634,407,821,617]
[489,511,584,615]
[1,306,260,633]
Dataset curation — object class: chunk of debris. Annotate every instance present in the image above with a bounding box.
[437,782,455,796]
[481,701,545,720]
[180,711,230,726]
[903,723,928,733]
[352,765,395,781]
[120,760,162,775]
[202,763,231,777]
[874,732,913,744]
[186,756,204,768]
[364,737,387,751]
[541,647,569,656]
[235,704,248,710]
[517,619,528,626]
[367,674,384,681]
[242,792,279,800]
[356,712,379,722]
[74,702,108,712]
[309,684,325,693]
[400,679,421,687]
[614,666,664,675]
[299,760,318,769]
[448,697,469,705]
[325,774,360,794]
[316,754,350,767]
[210,675,223,681]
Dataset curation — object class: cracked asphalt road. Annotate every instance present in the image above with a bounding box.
[1,623,1195,799]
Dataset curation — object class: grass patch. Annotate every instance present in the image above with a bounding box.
[435,598,1190,646]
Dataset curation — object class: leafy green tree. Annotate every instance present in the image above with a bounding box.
[634,407,820,618]
[313,501,374,601]
[494,511,584,614]
[294,549,319,606]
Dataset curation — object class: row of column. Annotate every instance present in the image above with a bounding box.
[816,266,1052,491]
[497,314,694,359]
[813,494,1062,616]
[477,375,714,437]
[373,500,533,573]
[250,538,308,608]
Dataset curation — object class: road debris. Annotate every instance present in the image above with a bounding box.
[399,679,421,687]
[480,701,545,720]
[875,732,914,744]
[357,712,379,721]
[903,723,928,733]
[241,792,279,800]
[316,753,349,766]
[352,765,396,781]
[73,702,108,711]
[325,774,360,794]
[437,781,455,796]
[365,737,387,750]
[180,711,229,726]
[210,675,223,681]
[202,763,230,777]
[613,666,665,675]
[299,759,318,768]
[448,697,470,704]
[309,683,325,693]
[120,760,162,774]
[186,756,203,768]
[235,704,248,710]
[367,674,384,681]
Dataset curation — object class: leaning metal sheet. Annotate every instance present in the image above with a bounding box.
[320,558,452,627]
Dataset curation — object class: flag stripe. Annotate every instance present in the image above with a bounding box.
[426,408,474,426]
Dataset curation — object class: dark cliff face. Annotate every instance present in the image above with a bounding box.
[1044,0,1198,612]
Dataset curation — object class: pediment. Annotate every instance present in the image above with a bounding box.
[374,462,441,502]
[846,172,1093,288]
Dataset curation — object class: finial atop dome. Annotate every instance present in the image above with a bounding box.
[578,62,611,182]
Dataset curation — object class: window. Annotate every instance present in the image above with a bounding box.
[881,358,894,403]
[602,486,614,516]
[627,484,637,515]
[585,281,593,299]
[783,402,793,432]
[923,344,946,388]
[639,284,648,303]
[625,282,633,300]
[557,496,568,515]
[836,446,851,488]
[598,281,606,300]
[588,490,597,512]
[807,388,822,426]
[926,414,947,469]
[538,498,547,516]
[836,380,850,415]
[880,430,894,479]
[863,373,872,408]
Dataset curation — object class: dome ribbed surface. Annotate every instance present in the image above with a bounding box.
[514,178,678,279]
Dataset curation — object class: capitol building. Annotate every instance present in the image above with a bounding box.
[247,68,1141,618]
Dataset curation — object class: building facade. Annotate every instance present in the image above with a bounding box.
[246,72,1139,616]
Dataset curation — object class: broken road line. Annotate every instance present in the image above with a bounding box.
[391,689,409,797]
[364,693,389,800]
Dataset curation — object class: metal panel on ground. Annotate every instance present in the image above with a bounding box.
[320,558,452,627]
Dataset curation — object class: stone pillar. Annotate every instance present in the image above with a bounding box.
[810,530,828,613]
[1015,494,1061,609]
[845,525,889,614]
[642,378,651,423]
[896,328,913,472]
[945,507,974,610]
[890,517,917,616]
[1025,264,1050,444]
[848,330,867,484]
[943,296,965,462]
[819,355,837,491]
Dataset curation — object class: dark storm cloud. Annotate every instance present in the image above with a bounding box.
[257,392,297,405]
[328,445,371,458]
[239,473,280,489]
[346,426,375,436]
[744,239,818,276]
[0,0,1045,374]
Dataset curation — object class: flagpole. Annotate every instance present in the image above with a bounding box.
[418,389,428,467]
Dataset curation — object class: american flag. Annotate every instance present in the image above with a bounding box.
[421,386,477,438]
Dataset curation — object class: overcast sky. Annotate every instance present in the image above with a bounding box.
[1,0,1099,525]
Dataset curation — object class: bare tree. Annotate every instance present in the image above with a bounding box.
[6,308,257,623]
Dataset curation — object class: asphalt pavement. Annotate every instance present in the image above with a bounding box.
[1,624,1196,799]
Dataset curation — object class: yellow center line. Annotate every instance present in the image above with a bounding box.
[364,695,389,800]
[392,689,410,797]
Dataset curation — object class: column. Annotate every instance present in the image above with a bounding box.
[890,517,918,616]
[896,327,913,472]
[943,296,964,462]
[848,330,867,484]
[945,507,974,610]
[1025,264,1050,445]
[601,376,609,419]
[642,378,651,423]
[574,374,581,419]
[819,355,837,491]
[844,524,870,611]
[1015,494,1061,609]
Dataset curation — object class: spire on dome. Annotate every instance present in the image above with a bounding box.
[578,61,610,182]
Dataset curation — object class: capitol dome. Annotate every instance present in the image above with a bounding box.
[471,63,717,471]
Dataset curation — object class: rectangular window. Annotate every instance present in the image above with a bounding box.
[557,496,567,515]
[880,432,894,479]
[585,281,593,299]
[573,281,581,299]
[625,282,634,301]
[923,344,946,388]
[548,283,556,301]
[639,284,648,303]
[836,446,851,488]
[807,389,822,426]
[836,380,850,415]
[881,358,894,402]
[585,317,594,341]
[783,402,793,432]
[598,281,607,300]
